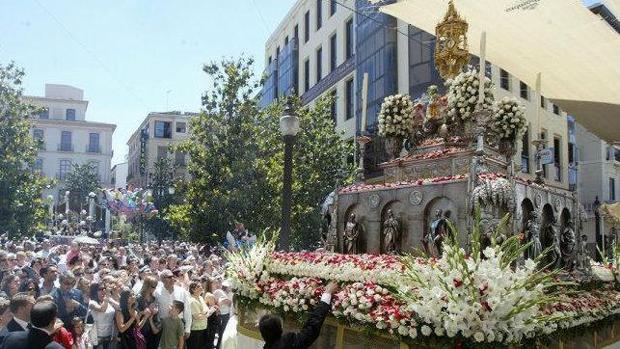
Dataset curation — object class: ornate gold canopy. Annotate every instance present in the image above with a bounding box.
[434,0,469,80]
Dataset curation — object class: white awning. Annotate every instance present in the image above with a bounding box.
[378,0,620,141]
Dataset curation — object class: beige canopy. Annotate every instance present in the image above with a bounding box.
[378,0,620,141]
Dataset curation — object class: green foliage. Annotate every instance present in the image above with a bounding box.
[168,56,353,249]
[0,62,51,238]
[62,162,101,210]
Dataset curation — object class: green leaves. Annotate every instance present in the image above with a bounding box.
[62,162,101,209]
[0,62,51,237]
[166,56,353,248]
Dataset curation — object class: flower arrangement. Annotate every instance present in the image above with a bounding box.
[227,224,620,346]
[491,97,527,140]
[378,94,415,137]
[338,174,467,194]
[446,68,493,122]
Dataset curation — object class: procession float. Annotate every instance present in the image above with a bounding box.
[228,2,620,348]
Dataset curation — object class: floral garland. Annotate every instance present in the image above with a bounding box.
[378,94,415,137]
[338,174,467,194]
[491,97,527,141]
[446,68,493,122]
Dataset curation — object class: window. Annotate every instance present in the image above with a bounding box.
[520,81,529,100]
[175,151,186,166]
[554,137,561,182]
[316,46,323,82]
[58,160,72,180]
[330,0,337,16]
[330,89,337,123]
[316,0,322,30]
[66,109,76,121]
[294,24,299,39]
[60,131,72,151]
[154,121,172,138]
[541,96,547,109]
[276,46,280,59]
[39,108,49,119]
[568,142,575,164]
[330,33,337,72]
[176,122,186,133]
[553,104,560,115]
[88,133,100,153]
[345,18,354,59]
[304,58,310,93]
[304,11,310,43]
[610,178,616,201]
[157,146,168,160]
[345,78,354,120]
[541,131,547,178]
[34,158,43,173]
[284,36,289,46]
[500,69,510,90]
[33,129,44,149]
[521,128,530,173]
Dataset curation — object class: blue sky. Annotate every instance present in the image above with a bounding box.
[0,0,296,164]
[0,0,602,164]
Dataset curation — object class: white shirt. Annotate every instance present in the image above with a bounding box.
[89,300,116,337]
[13,317,28,330]
[213,289,232,315]
[155,285,192,334]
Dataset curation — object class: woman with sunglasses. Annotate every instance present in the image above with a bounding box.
[137,276,160,349]
[88,282,116,349]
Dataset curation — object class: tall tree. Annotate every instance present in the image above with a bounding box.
[62,162,100,211]
[174,56,264,242]
[170,56,354,249]
[0,63,50,237]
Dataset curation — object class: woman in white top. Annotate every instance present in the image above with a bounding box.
[88,282,116,349]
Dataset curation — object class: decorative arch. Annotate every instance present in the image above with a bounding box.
[423,196,458,245]
[521,198,535,233]
[380,200,405,253]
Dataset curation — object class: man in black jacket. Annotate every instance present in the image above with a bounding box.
[259,281,338,349]
[1,301,64,349]
[0,293,35,342]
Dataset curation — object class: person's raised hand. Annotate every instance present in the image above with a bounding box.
[325,281,339,295]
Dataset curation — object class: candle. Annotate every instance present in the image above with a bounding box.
[478,31,487,106]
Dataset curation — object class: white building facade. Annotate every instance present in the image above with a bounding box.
[126,112,195,187]
[24,84,116,204]
[110,162,128,190]
[260,0,575,187]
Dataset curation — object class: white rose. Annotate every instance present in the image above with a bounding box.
[421,325,432,336]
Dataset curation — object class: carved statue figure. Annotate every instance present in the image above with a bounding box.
[525,211,542,260]
[544,218,562,268]
[382,209,400,254]
[431,209,452,256]
[577,234,591,271]
[344,213,360,254]
[560,218,576,268]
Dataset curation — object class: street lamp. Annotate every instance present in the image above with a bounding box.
[279,99,300,251]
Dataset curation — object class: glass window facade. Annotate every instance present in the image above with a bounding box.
[176,122,187,133]
[277,38,299,98]
[409,26,444,99]
[316,46,323,82]
[553,104,560,115]
[66,108,76,121]
[154,121,172,138]
[330,33,337,72]
[355,0,398,133]
[260,58,278,108]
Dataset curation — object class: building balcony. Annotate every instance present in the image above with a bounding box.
[86,144,101,153]
[57,144,74,152]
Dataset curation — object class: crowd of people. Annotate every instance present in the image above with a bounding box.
[0,235,235,349]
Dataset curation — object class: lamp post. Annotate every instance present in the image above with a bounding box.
[279,100,300,251]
